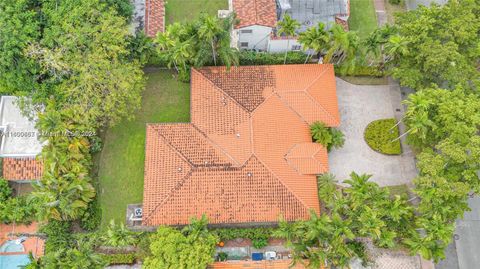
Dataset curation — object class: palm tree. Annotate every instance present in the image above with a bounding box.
[277,14,300,64]
[298,22,329,63]
[310,121,332,146]
[324,24,360,67]
[384,35,409,63]
[104,220,137,247]
[197,15,223,65]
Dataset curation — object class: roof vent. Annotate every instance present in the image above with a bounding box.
[246,172,253,177]
[236,133,241,138]
[177,167,183,172]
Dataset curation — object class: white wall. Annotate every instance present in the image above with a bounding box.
[236,25,273,51]
[267,38,302,53]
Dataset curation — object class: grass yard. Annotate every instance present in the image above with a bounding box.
[348,0,378,39]
[165,0,228,25]
[97,69,190,227]
[385,0,406,23]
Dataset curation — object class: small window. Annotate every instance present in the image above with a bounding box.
[240,42,249,47]
[291,45,301,51]
[240,29,253,34]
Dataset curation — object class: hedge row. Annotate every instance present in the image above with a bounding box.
[364,118,402,155]
[145,50,385,78]
[100,253,136,265]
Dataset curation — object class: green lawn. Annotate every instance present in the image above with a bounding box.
[165,0,228,25]
[348,0,378,39]
[97,70,190,227]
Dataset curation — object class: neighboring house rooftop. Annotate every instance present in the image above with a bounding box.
[0,96,42,157]
[287,0,350,31]
[144,0,165,37]
[143,64,340,226]
[2,158,43,181]
[233,0,278,29]
[209,259,313,268]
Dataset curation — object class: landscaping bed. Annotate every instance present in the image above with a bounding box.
[97,70,190,227]
[364,118,402,155]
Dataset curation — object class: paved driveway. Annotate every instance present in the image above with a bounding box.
[328,78,417,186]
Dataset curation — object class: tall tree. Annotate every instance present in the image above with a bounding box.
[385,0,480,89]
[277,14,300,64]
[298,22,329,63]
[0,0,40,94]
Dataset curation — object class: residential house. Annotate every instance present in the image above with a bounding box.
[142,64,340,227]
[144,0,165,37]
[227,0,350,52]
[0,96,43,182]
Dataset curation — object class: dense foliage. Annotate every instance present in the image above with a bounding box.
[364,119,402,155]
[372,0,480,89]
[277,172,413,268]
[144,216,218,269]
[0,178,36,224]
[310,121,345,151]
[100,253,136,265]
[155,14,239,81]
[0,0,145,222]
[214,227,273,249]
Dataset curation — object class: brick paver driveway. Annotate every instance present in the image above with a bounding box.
[328,78,417,186]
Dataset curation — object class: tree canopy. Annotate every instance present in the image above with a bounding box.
[384,0,480,89]
[144,216,218,269]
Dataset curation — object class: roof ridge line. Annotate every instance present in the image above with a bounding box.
[190,124,241,167]
[302,65,339,126]
[152,126,197,167]
[143,170,194,224]
[193,68,251,114]
[252,153,313,214]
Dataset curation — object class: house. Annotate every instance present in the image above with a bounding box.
[142,64,340,226]
[228,0,350,52]
[129,0,165,37]
[0,96,43,182]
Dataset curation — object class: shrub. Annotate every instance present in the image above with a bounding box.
[80,197,102,231]
[388,0,401,4]
[40,220,74,253]
[239,51,305,65]
[310,121,345,151]
[88,136,103,154]
[0,178,12,202]
[100,253,136,265]
[252,237,269,249]
[218,252,228,261]
[335,65,384,77]
[213,227,273,248]
[0,196,36,224]
[103,220,138,247]
[364,119,402,155]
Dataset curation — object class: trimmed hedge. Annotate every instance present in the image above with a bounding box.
[364,119,402,155]
[335,65,385,77]
[100,253,136,265]
[239,51,305,65]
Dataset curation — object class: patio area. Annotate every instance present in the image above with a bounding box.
[328,78,417,186]
[0,222,44,259]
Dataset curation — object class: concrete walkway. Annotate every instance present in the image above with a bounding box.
[328,78,417,186]
[373,0,387,26]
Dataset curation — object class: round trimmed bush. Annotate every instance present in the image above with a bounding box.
[364,119,402,155]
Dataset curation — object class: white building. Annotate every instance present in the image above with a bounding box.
[223,0,350,53]
[0,96,44,182]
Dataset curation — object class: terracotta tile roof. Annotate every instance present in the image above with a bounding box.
[145,0,165,37]
[209,259,319,269]
[143,64,340,226]
[2,157,43,181]
[233,0,278,29]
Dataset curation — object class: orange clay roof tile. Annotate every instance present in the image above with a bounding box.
[143,64,339,226]
[145,0,165,37]
[2,157,43,181]
[233,0,278,29]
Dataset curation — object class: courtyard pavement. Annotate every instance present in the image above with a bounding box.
[328,78,417,186]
